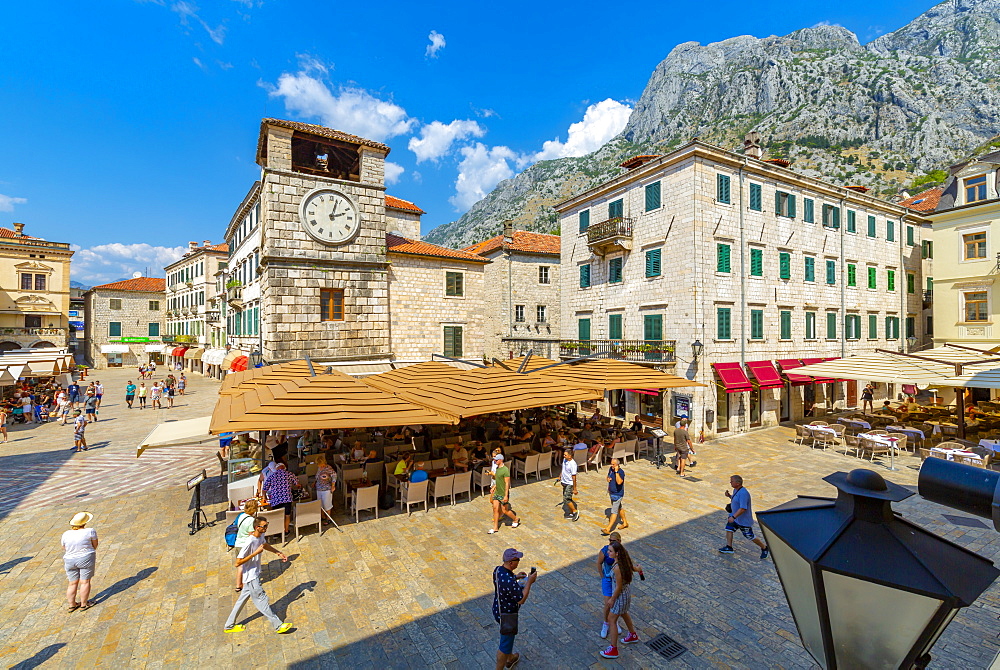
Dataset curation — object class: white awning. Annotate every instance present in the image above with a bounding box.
[145,344,166,353]
[202,348,227,366]
[136,415,214,457]
[101,344,130,354]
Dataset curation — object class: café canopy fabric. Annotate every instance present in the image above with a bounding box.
[145,344,166,353]
[202,348,227,366]
[800,358,838,384]
[712,362,753,393]
[745,361,785,389]
[230,356,249,372]
[211,371,457,433]
[0,367,18,385]
[184,348,205,360]
[221,360,316,394]
[221,349,245,369]
[171,347,189,357]
[794,344,1000,388]
[776,359,813,386]
[491,355,561,372]
[526,357,704,392]
[136,415,214,457]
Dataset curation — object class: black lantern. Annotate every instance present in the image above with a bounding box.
[758,468,998,670]
[691,339,704,360]
[249,350,264,368]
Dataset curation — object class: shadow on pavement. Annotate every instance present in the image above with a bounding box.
[238,579,316,628]
[0,444,78,522]
[0,555,33,574]
[91,566,158,605]
[9,643,66,669]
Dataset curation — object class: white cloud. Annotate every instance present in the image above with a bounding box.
[534,99,632,161]
[265,71,414,142]
[171,1,227,44]
[384,161,405,185]
[408,119,485,163]
[450,143,529,211]
[425,30,446,58]
[0,194,27,212]
[70,243,187,286]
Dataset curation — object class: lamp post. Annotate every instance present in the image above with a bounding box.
[691,339,704,360]
[249,350,263,368]
[907,335,918,351]
[758,468,998,670]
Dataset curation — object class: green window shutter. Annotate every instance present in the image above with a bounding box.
[826,312,837,340]
[643,314,663,341]
[750,248,763,276]
[578,209,590,233]
[805,312,816,339]
[803,198,814,223]
[886,220,895,242]
[804,257,815,282]
[717,307,731,340]
[869,314,878,339]
[579,264,591,288]
[926,277,933,292]
[847,210,856,233]
[887,269,895,292]
[109,322,121,337]
[826,260,836,285]
[788,194,796,218]
[608,314,622,340]
[774,191,782,215]
[885,316,893,339]
[717,244,731,273]
[907,273,915,294]
[906,225,915,246]
[779,252,791,280]
[608,199,623,219]
[609,257,623,283]
[148,322,159,337]
[578,318,591,341]
[906,316,915,338]
[867,267,877,289]
[867,215,876,237]
[749,183,762,211]
[750,309,764,339]
[717,174,731,204]
[644,181,661,211]
[847,263,856,287]
[780,310,792,340]
[645,249,662,277]
[833,207,841,228]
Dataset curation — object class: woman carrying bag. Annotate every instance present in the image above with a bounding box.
[232,499,259,591]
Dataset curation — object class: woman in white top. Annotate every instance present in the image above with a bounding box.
[233,499,259,591]
[61,511,98,611]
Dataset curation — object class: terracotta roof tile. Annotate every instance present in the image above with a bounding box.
[386,234,488,263]
[205,243,229,253]
[900,187,943,213]
[256,118,390,165]
[0,227,36,239]
[462,230,561,257]
[620,155,661,169]
[385,195,424,214]
[90,277,166,292]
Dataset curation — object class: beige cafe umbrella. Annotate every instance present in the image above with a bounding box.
[136,415,215,457]
[220,360,317,394]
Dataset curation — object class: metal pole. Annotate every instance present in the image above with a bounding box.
[956,387,967,440]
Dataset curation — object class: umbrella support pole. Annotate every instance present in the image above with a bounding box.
[956,387,967,441]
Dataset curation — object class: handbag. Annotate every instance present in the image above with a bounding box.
[493,567,519,635]
[725,503,732,513]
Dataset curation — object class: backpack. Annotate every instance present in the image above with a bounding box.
[225,512,251,548]
[379,489,395,510]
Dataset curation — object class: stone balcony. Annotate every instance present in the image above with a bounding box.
[559,339,676,364]
[0,327,69,346]
[226,286,243,309]
[586,217,633,256]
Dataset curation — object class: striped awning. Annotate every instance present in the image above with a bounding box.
[776,359,813,386]
[794,344,1000,388]
[801,358,837,384]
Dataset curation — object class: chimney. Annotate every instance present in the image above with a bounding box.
[502,220,514,245]
[188,241,198,250]
[743,132,763,160]
[203,240,211,247]
[12,223,24,236]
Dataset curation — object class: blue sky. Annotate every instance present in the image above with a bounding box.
[0,0,934,284]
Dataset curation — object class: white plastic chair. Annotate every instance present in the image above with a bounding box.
[514,453,539,482]
[476,468,494,497]
[452,470,473,504]
[429,474,455,508]
[294,500,322,538]
[352,485,379,522]
[400,479,429,515]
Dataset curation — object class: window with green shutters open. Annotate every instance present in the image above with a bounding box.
[750,309,764,340]
[885,316,899,340]
[717,307,732,340]
[922,240,934,259]
[845,314,861,340]
[608,199,624,220]
[887,269,895,292]
[804,257,815,282]
[906,225,915,246]
[805,311,816,339]
[609,257,623,283]
[608,313,623,340]
[717,243,731,273]
[578,209,590,233]
[775,191,796,218]
[867,215,877,238]
[443,326,463,357]
[826,312,837,340]
[749,183,762,211]
[779,252,791,280]
[803,198,815,223]
[822,204,841,228]
[750,248,763,276]
[644,181,661,212]
[645,249,662,278]
[867,266,877,290]
[847,263,857,287]
[846,210,856,233]
[907,273,915,294]
[780,310,792,340]
[717,174,731,204]
[869,314,878,339]
[826,259,837,285]
[579,264,591,288]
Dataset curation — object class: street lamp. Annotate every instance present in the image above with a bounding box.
[758,468,998,670]
[249,350,264,368]
[691,339,704,360]
[907,335,918,350]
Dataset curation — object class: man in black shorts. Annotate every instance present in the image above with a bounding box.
[673,419,692,476]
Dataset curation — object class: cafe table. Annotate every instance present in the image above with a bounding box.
[930,446,984,463]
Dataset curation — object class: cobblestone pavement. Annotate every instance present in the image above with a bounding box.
[2,386,1000,669]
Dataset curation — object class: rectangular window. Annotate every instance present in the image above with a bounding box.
[805,311,816,340]
[579,264,591,288]
[443,326,463,357]
[779,252,790,280]
[822,204,841,228]
[907,273,915,294]
[750,248,763,276]
[926,277,934,292]
[867,267,877,290]
[780,310,792,340]
[845,314,861,340]
[906,225,915,246]
[826,312,837,340]
[749,183,762,211]
[148,322,160,337]
[926,315,934,336]
[826,260,837,285]
[578,209,590,233]
[717,174,731,204]
[538,266,550,284]
[320,288,344,321]
[149,300,160,311]
[906,316,915,339]
[887,220,895,242]
[867,215,877,238]
[643,314,663,341]
[578,318,591,341]
[886,316,900,340]
[608,199,624,220]
[445,271,464,296]
[847,263,857,287]
[869,314,878,339]
[514,305,525,323]
[717,307,732,340]
[536,305,547,323]
[922,240,934,259]
[775,191,796,217]
[716,243,731,273]
[846,210,856,233]
[803,198,815,223]
[750,309,764,340]
[24,315,41,328]
[34,275,46,291]
[965,291,989,322]
[964,232,987,260]
[804,257,815,282]
[609,257,623,283]
[887,269,896,292]
[109,299,122,310]
[644,181,661,211]
[645,249,661,278]
[965,174,988,203]
[608,313,623,340]
[109,322,122,337]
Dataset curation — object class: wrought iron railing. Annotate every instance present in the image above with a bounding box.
[586,217,634,244]
[559,339,676,363]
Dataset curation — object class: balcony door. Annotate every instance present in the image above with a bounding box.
[643,314,662,361]
[578,318,591,356]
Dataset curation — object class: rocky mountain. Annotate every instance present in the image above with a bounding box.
[425,0,1000,248]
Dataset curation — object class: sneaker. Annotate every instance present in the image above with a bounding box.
[760,547,770,560]
[621,632,640,645]
[275,622,293,634]
[487,529,498,534]
[224,625,246,633]
[511,520,520,528]
[572,511,580,522]
[600,622,610,639]
[718,545,735,554]
[600,645,619,659]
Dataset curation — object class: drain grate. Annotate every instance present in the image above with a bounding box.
[943,514,989,529]
[646,633,687,660]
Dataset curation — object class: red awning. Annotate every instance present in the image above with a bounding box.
[712,362,753,393]
[776,359,812,386]
[801,357,836,384]
[746,360,785,389]
[230,355,249,372]
[625,389,660,396]
[172,347,189,357]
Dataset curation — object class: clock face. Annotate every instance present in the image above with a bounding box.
[299,189,360,245]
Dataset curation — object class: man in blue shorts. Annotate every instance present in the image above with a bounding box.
[492,547,536,670]
[719,474,769,559]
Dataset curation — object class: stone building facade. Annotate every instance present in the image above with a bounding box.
[163,240,229,373]
[0,223,74,352]
[464,227,561,361]
[84,277,166,369]
[557,141,929,437]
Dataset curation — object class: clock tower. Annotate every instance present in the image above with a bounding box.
[255,118,392,363]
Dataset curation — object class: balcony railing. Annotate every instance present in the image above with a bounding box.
[0,327,68,337]
[586,217,634,256]
[923,290,933,303]
[559,339,676,363]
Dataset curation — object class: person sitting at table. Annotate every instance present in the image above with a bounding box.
[590,407,603,422]
[516,427,534,443]
[541,431,556,451]
[573,438,589,452]
[351,440,366,462]
[496,424,512,442]
[394,453,413,476]
[452,443,469,471]
[579,423,596,442]
[966,402,981,419]
[902,396,921,412]
[410,461,429,483]
[878,401,897,415]
[469,442,488,469]
[587,437,604,463]
[364,449,380,465]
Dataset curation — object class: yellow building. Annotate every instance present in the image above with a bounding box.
[0,223,73,352]
[929,151,1000,356]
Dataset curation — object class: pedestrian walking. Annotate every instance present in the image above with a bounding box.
[315,454,337,526]
[0,406,7,443]
[94,381,104,409]
[861,383,875,414]
[21,394,33,424]
[492,547,537,670]
[68,381,81,409]
[599,540,640,658]
[601,458,628,534]
[719,474,769,559]
[62,511,98,612]
[178,374,186,395]
[488,454,520,534]
[232,499,259,591]
[58,395,71,425]
[560,448,580,521]
[597,531,623,639]
[165,383,175,409]
[84,392,98,423]
[137,382,147,409]
[673,418,693,477]
[223,516,293,634]
[125,381,136,409]
[72,410,88,452]
[150,382,162,409]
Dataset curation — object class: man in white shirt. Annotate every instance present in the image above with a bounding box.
[224,516,293,634]
[560,448,580,522]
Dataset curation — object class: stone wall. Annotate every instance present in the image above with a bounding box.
[386,210,421,240]
[85,289,165,369]
[481,250,560,360]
